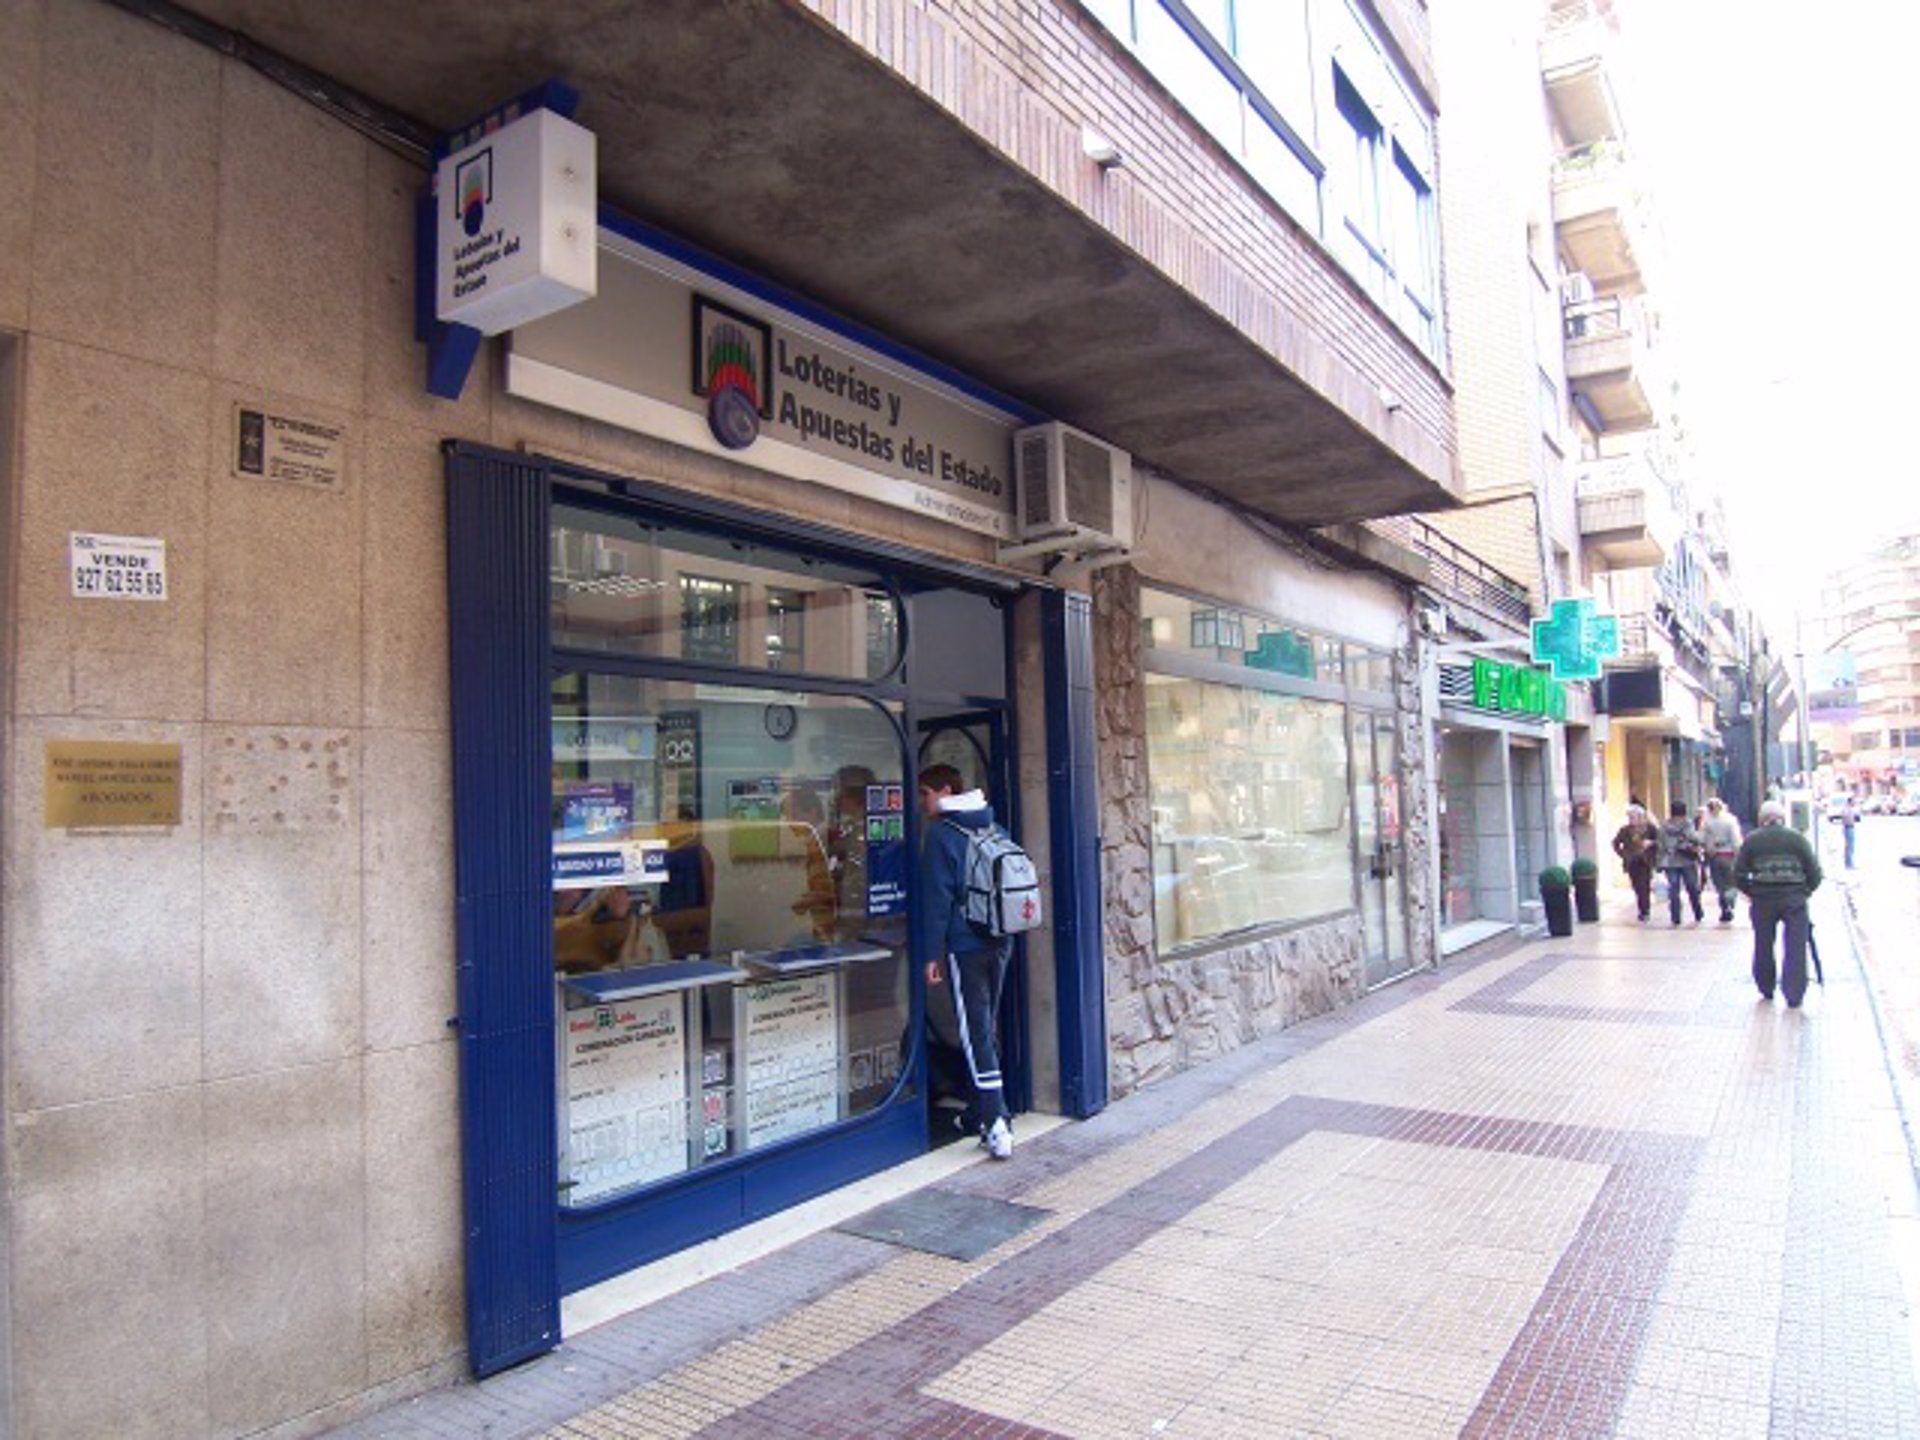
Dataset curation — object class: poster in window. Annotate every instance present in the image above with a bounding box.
[1378,774,1401,842]
[658,710,701,820]
[742,975,840,1148]
[557,780,632,840]
[865,781,906,917]
[727,776,783,860]
[563,997,689,1203]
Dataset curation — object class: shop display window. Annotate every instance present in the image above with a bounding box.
[1145,674,1354,946]
[1142,588,1386,688]
[551,502,902,680]
[548,669,910,1209]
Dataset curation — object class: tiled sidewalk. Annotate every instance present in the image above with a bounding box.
[336,896,1920,1439]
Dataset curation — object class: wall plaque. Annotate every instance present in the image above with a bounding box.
[45,740,182,828]
[233,406,347,492]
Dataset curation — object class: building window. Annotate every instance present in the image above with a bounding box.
[1190,607,1247,653]
[1333,66,1385,287]
[549,503,902,681]
[865,592,900,679]
[764,587,806,672]
[679,575,742,664]
[1389,143,1438,349]
[1087,0,1440,358]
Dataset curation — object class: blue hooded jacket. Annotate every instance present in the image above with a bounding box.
[914,794,1004,961]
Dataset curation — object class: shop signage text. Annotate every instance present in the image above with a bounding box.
[435,107,597,335]
[69,532,166,602]
[1472,657,1568,721]
[507,235,1022,539]
[45,740,182,827]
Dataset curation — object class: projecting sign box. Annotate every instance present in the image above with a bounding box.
[435,108,597,335]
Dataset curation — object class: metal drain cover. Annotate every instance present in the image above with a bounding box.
[837,1189,1050,1261]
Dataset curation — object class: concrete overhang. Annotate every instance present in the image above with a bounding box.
[1539,19,1622,149]
[155,0,1457,527]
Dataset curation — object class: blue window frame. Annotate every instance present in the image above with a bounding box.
[447,443,1070,1374]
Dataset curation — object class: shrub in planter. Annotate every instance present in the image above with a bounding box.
[1570,858,1601,923]
[1538,866,1574,937]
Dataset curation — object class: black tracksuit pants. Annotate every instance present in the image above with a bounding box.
[942,945,1010,1131]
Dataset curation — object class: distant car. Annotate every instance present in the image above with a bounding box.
[1894,793,1920,816]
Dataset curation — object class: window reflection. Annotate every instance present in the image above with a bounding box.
[1146,676,1354,946]
[551,670,909,1206]
[551,502,902,681]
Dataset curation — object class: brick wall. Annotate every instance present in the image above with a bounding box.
[792,0,1454,481]
[1432,0,1552,510]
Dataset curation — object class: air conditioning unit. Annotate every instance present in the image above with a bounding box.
[1560,270,1596,305]
[1012,422,1134,550]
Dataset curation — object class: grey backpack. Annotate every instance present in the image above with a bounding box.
[947,820,1043,938]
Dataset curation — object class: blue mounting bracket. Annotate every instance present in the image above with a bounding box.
[417,80,582,401]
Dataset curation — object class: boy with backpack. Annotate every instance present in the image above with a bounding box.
[914,763,1039,1160]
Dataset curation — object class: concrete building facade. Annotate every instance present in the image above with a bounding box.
[1,1,1458,1434]
[1816,533,1920,792]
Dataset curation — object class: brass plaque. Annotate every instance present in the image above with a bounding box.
[45,740,183,828]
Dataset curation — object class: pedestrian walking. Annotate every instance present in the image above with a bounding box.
[1835,793,1861,869]
[914,763,1015,1160]
[1691,804,1711,900]
[1701,796,1743,923]
[1733,799,1823,1007]
[1611,803,1658,922]
[1657,800,1705,925]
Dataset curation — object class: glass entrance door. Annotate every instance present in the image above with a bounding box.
[1352,710,1411,986]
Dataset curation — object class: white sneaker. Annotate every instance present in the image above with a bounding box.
[985,1117,1014,1161]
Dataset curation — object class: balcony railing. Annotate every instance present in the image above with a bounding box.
[1575,452,1683,565]
[1366,513,1533,633]
[1564,295,1658,431]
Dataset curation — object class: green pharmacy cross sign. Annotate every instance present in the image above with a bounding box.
[1530,597,1620,681]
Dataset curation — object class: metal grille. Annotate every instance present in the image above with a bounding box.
[1366,513,1533,633]
[1019,433,1052,531]
[1061,432,1115,535]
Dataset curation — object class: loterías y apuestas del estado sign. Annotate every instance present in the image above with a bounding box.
[504,228,1023,541]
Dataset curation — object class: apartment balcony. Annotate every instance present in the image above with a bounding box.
[1595,567,1663,653]
[1563,296,1658,432]
[1362,514,1533,634]
[1575,454,1682,567]
[1540,2,1623,150]
[1552,147,1642,293]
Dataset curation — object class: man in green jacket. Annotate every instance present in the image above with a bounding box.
[1733,799,1823,1007]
